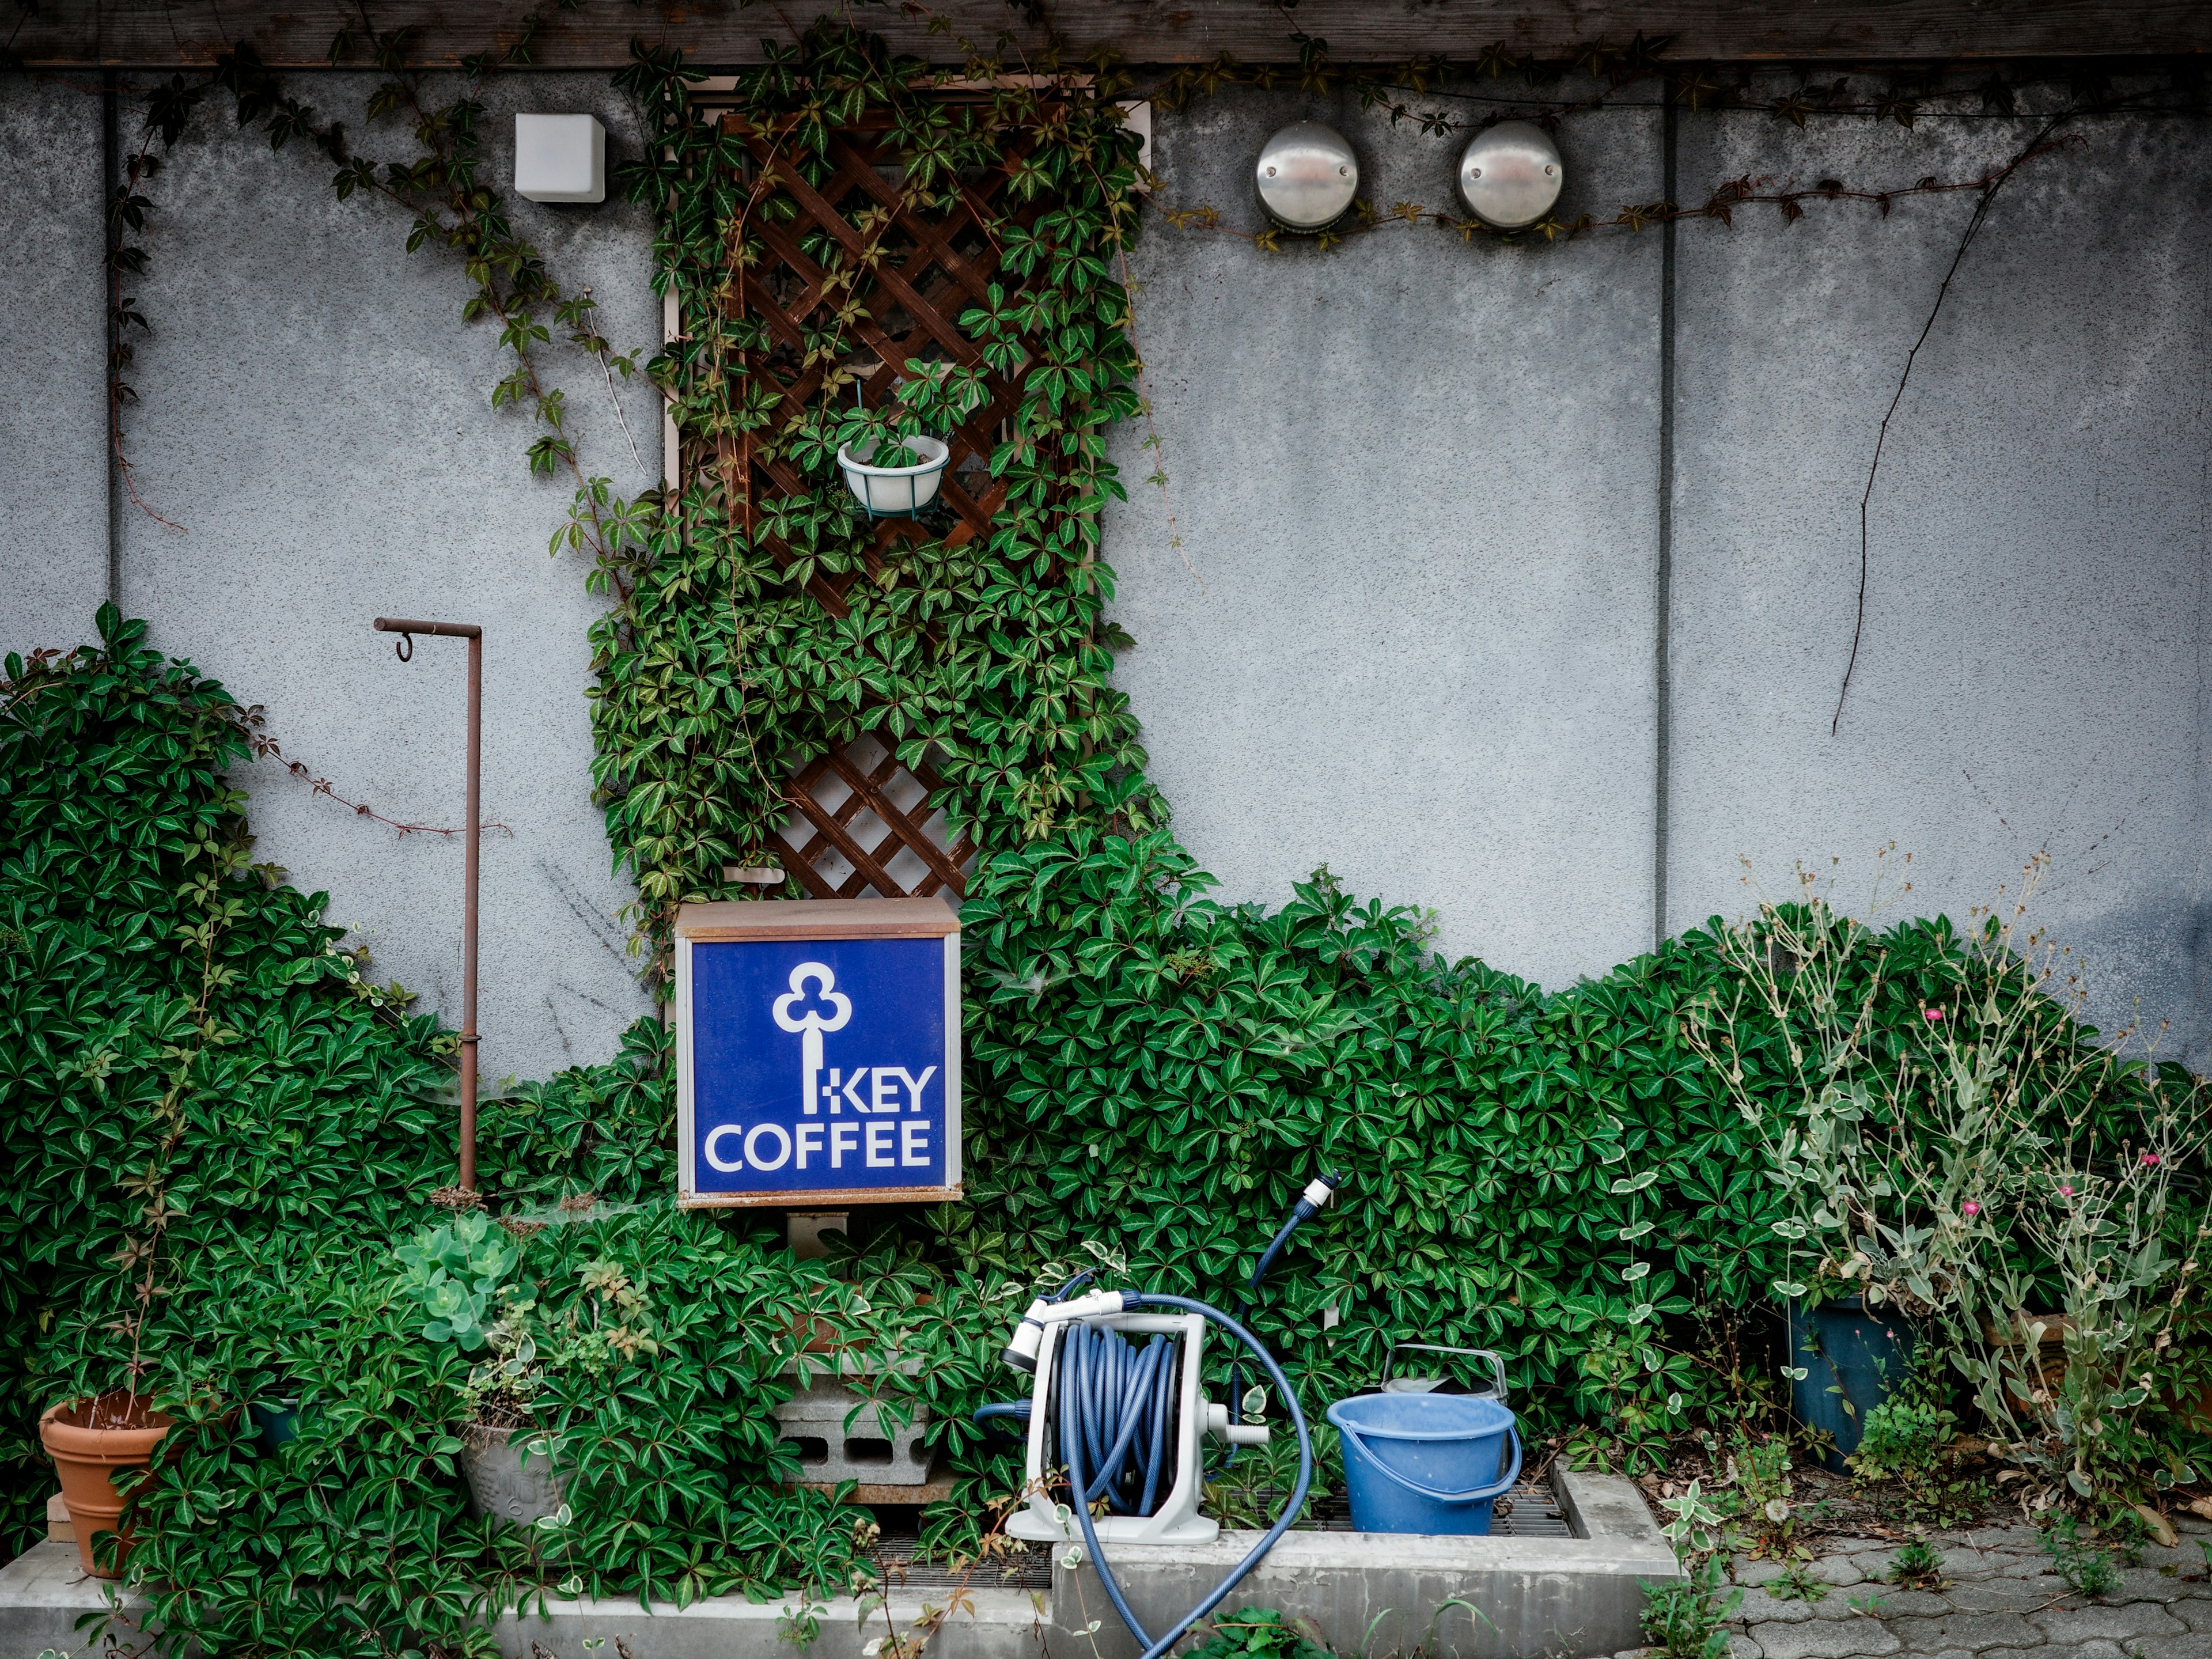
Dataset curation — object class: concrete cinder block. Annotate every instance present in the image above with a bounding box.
[0,1472,1676,1659]
[773,1373,935,1486]
[494,1585,1046,1659]
[1049,1469,1679,1659]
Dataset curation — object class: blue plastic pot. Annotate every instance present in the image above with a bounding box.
[250,1399,301,1452]
[1325,1392,1522,1536]
[1788,1298,1915,1471]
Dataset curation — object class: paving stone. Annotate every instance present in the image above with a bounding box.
[1737,1558,1791,1586]
[1881,1611,2040,1652]
[2078,1642,2132,1659]
[1748,1619,1903,1659]
[1728,1638,1764,1659]
[2111,1568,2193,1604]
[2132,1545,2203,1570]
[2127,1636,2212,1659]
[1868,1591,1959,1618]
[1945,1580,2067,1613]
[1815,1559,1869,1588]
[2033,1601,2186,1645]
[2173,1601,2212,1633]
[1736,1590,1818,1624]
[1960,1528,2047,1552]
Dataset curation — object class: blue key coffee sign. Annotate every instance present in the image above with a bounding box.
[675,897,962,1207]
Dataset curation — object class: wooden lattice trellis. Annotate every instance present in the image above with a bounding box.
[775,732,978,900]
[714,108,1044,615]
[704,104,1051,899]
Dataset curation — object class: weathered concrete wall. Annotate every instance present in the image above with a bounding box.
[0,77,108,654]
[1113,89,2212,1061]
[1105,88,1666,992]
[6,71,2210,1077]
[111,72,660,1082]
[1668,106,2212,1062]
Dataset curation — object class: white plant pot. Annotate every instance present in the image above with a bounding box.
[836,435,950,517]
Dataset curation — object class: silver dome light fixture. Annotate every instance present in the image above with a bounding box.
[1456,120,1564,231]
[1255,120,1359,233]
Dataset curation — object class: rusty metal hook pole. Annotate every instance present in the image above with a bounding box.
[374,616,485,1196]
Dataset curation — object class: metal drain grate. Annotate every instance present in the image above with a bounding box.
[868,1536,1054,1593]
[1301,1479,1573,1539]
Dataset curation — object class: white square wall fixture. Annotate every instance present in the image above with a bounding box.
[514,113,605,203]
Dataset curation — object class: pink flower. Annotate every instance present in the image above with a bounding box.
[1963,1200,1981,1217]
[2059,1183,2076,1198]
[2141,1152,2161,1167]
[1923,1008,1944,1022]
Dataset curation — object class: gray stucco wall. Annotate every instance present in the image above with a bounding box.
[1,71,659,1084]
[1668,104,2212,1060]
[5,70,2210,1075]
[1104,88,1666,993]
[0,78,107,655]
[1111,89,2212,1062]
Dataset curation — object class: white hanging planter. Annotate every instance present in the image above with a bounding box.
[835,434,950,519]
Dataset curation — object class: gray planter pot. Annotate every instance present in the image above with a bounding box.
[460,1424,568,1525]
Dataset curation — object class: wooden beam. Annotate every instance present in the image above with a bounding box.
[14,1,2212,71]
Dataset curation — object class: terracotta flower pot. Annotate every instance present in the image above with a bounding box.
[39,1393,176,1578]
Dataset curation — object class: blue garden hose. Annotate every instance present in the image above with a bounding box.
[1224,1172,1342,1467]
[1061,1293,1312,1659]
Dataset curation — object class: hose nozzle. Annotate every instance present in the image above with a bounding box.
[1001,1289,1131,1371]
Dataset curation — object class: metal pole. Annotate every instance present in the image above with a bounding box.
[461,628,481,1194]
[374,616,485,1196]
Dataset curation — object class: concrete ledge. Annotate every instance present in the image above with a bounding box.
[495,1585,1046,1659]
[0,1541,155,1658]
[0,1471,1675,1659]
[1050,1470,1679,1659]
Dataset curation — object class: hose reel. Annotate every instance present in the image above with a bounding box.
[978,1174,1341,1659]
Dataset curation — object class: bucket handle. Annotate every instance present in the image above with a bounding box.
[1338,1419,1522,1505]
[1384,1344,1509,1402]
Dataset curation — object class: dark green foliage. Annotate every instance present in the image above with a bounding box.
[0,618,888,1652]
[0,609,453,1560]
[596,24,1154,952]
[1189,1607,1333,1659]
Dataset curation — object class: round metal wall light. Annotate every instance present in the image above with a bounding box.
[1456,120,1564,230]
[1255,120,1359,233]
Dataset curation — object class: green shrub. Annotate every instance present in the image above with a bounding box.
[1851,1395,1955,1484]
[1888,1538,1944,1588]
[1641,1555,1741,1659]
[2041,1514,2122,1597]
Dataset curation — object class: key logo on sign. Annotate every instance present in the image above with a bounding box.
[772,961,851,1119]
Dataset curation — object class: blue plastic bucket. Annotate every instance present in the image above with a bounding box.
[1326,1393,1523,1536]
